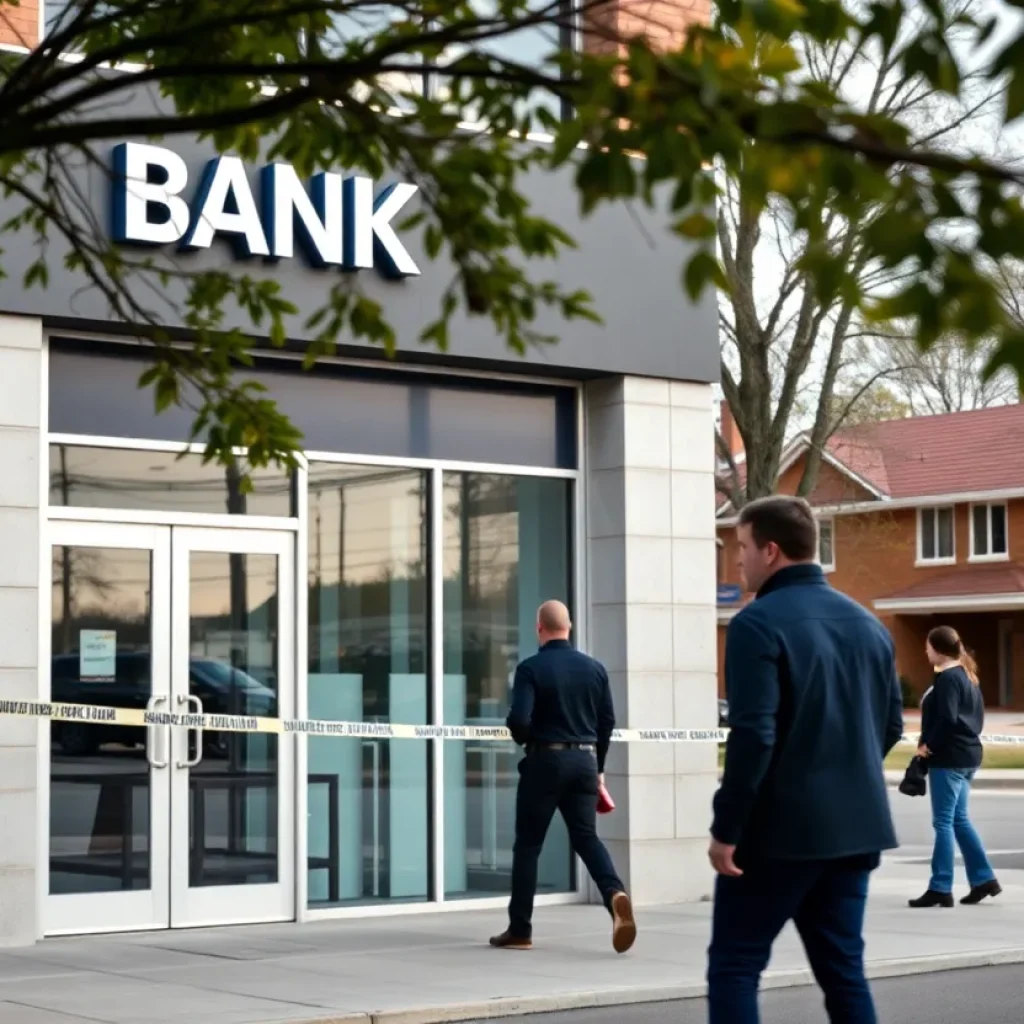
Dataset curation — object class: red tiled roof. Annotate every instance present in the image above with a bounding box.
[879,562,1024,602]
[825,404,1024,499]
[717,403,1024,506]
[825,433,890,495]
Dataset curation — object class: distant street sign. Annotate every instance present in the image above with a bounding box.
[717,584,743,606]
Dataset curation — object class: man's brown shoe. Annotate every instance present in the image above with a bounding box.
[489,930,532,950]
[611,891,637,954]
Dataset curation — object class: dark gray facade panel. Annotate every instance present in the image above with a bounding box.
[0,83,717,384]
[49,346,577,468]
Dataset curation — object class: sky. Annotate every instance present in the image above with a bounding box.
[714,0,1024,440]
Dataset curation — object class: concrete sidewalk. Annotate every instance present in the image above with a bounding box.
[2,867,1024,1024]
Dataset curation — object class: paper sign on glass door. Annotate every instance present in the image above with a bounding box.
[80,630,117,681]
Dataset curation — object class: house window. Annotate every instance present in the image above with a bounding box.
[919,506,955,563]
[971,503,1009,560]
[818,518,835,571]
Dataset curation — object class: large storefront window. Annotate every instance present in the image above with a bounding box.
[442,473,574,899]
[304,466,576,909]
[50,445,294,517]
[307,464,430,907]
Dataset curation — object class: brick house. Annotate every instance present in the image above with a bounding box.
[0,0,39,47]
[716,402,1024,709]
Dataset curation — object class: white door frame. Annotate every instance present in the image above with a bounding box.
[169,527,296,928]
[44,521,172,936]
[44,522,296,935]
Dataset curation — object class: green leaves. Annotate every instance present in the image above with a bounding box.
[864,0,906,51]
[1007,72,1024,123]
[23,258,48,289]
[982,331,1024,384]
[684,251,728,301]
[673,213,717,240]
[576,149,638,213]
[3,0,1024,478]
[900,29,962,95]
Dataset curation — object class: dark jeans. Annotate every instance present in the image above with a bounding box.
[508,748,624,938]
[707,854,880,1024]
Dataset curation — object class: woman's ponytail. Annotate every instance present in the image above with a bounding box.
[928,625,980,685]
[960,648,980,686]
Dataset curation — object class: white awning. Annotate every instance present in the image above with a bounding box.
[874,593,1024,615]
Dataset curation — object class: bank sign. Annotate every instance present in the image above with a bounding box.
[110,142,420,279]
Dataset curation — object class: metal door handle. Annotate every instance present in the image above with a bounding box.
[176,694,204,769]
[145,694,168,769]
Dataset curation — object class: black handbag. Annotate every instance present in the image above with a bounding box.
[899,755,928,797]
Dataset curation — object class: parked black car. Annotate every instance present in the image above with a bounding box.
[50,652,276,757]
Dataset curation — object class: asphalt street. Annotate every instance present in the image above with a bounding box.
[465,965,1024,1024]
[887,786,1024,872]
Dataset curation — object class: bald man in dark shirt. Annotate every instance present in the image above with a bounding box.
[489,600,636,954]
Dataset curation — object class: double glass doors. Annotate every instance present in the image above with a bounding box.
[47,522,295,935]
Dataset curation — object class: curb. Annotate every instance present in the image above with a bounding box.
[271,947,1024,1024]
[885,777,1024,792]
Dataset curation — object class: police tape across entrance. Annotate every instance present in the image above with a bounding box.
[2,698,1022,746]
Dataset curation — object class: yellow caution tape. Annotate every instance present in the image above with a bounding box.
[4,699,1022,746]
[897,732,1024,747]
[0,698,727,743]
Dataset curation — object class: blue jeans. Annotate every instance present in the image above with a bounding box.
[929,767,996,893]
[707,855,879,1024]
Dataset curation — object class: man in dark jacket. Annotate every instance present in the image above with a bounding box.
[708,496,904,1024]
[489,600,636,954]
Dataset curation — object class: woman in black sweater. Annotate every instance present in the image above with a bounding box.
[910,625,1001,908]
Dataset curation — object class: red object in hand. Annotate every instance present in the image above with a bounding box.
[597,782,615,815]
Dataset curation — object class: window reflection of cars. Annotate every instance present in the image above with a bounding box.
[190,658,276,757]
[50,652,276,758]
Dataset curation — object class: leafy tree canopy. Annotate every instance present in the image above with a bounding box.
[3,0,1024,475]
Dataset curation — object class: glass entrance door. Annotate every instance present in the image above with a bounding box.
[46,523,295,935]
[170,528,295,927]
[47,522,171,935]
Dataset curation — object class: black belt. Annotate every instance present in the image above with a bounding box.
[533,742,595,752]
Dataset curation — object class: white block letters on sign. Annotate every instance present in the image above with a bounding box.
[110,141,421,278]
[262,164,344,267]
[343,177,421,278]
[181,156,270,257]
[111,142,192,246]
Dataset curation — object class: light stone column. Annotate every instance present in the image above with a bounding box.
[584,376,718,905]
[0,315,42,946]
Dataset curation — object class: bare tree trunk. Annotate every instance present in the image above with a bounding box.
[713,6,999,510]
[797,299,859,498]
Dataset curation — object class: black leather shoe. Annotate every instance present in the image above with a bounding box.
[908,890,954,908]
[961,880,1002,905]
[489,930,532,950]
